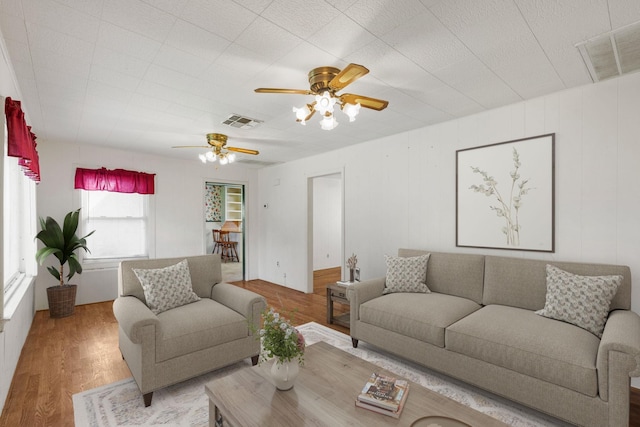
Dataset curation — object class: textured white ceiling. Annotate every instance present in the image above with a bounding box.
[1,0,639,167]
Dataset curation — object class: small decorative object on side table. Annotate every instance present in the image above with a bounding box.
[326,282,350,328]
[347,253,358,282]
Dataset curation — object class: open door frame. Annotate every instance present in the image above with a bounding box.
[306,168,345,294]
[202,179,248,281]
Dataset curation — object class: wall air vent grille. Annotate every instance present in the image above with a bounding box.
[222,114,263,129]
[577,22,640,82]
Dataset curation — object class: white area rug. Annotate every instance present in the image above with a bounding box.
[73,322,568,427]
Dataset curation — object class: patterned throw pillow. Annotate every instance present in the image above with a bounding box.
[535,264,622,338]
[383,254,431,294]
[133,259,201,315]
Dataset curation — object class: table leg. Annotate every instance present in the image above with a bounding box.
[327,287,333,324]
[215,404,223,427]
[210,400,225,427]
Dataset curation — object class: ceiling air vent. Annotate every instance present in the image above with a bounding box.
[577,22,640,82]
[222,114,263,129]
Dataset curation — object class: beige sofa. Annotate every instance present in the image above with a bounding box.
[113,254,265,406]
[349,249,640,426]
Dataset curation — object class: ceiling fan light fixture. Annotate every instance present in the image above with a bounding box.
[255,63,388,131]
[293,105,310,124]
[173,132,259,165]
[315,92,336,115]
[320,114,338,130]
[342,102,361,122]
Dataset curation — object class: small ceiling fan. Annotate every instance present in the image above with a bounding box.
[172,133,259,165]
[255,63,389,130]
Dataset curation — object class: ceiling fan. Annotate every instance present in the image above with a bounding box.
[172,133,259,165]
[255,63,389,130]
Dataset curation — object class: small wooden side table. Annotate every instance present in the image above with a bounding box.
[326,283,350,328]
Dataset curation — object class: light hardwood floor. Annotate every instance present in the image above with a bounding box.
[1,268,639,426]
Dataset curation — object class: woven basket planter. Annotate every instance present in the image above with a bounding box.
[46,284,77,318]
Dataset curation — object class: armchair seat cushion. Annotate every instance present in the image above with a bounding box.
[359,293,481,347]
[446,305,601,396]
[156,299,248,362]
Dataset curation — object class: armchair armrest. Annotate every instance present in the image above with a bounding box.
[211,283,266,333]
[596,309,640,400]
[348,277,385,328]
[112,296,160,343]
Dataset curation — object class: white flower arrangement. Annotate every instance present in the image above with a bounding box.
[256,307,305,365]
[347,253,358,270]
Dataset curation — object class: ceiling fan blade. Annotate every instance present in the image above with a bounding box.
[172,145,210,148]
[340,93,389,111]
[255,88,313,95]
[227,146,259,155]
[329,63,369,91]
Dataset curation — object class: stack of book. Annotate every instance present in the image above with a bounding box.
[355,372,410,418]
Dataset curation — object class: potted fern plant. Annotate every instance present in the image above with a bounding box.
[35,209,94,318]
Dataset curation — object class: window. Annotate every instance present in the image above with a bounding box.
[3,122,37,314]
[4,150,22,286]
[81,190,153,262]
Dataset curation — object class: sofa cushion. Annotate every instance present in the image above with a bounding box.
[446,305,600,396]
[483,255,631,311]
[536,264,622,338]
[398,249,485,304]
[133,259,201,315]
[383,254,430,294]
[156,298,248,362]
[359,293,481,347]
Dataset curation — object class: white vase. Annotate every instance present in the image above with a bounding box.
[271,357,299,391]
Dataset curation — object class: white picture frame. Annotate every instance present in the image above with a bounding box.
[456,134,555,252]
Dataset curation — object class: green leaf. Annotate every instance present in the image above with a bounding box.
[62,209,80,245]
[67,255,82,281]
[35,247,61,265]
[35,216,64,250]
[46,266,60,281]
[38,216,47,231]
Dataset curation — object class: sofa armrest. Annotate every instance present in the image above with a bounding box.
[211,282,266,333]
[348,277,385,328]
[596,309,640,400]
[112,296,160,343]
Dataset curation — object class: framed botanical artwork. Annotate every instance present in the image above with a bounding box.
[456,133,555,252]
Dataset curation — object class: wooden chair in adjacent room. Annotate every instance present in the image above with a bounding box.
[212,229,239,262]
[219,230,239,263]
[212,229,224,256]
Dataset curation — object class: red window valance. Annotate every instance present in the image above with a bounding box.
[5,97,40,182]
[74,167,155,194]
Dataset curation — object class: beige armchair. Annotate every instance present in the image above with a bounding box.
[113,254,265,406]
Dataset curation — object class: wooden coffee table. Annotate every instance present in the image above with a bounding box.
[205,341,508,426]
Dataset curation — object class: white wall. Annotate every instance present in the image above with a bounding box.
[312,176,342,271]
[257,71,640,314]
[0,278,34,412]
[35,141,260,310]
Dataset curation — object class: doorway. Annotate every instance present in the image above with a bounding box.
[204,181,245,281]
[307,171,344,294]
